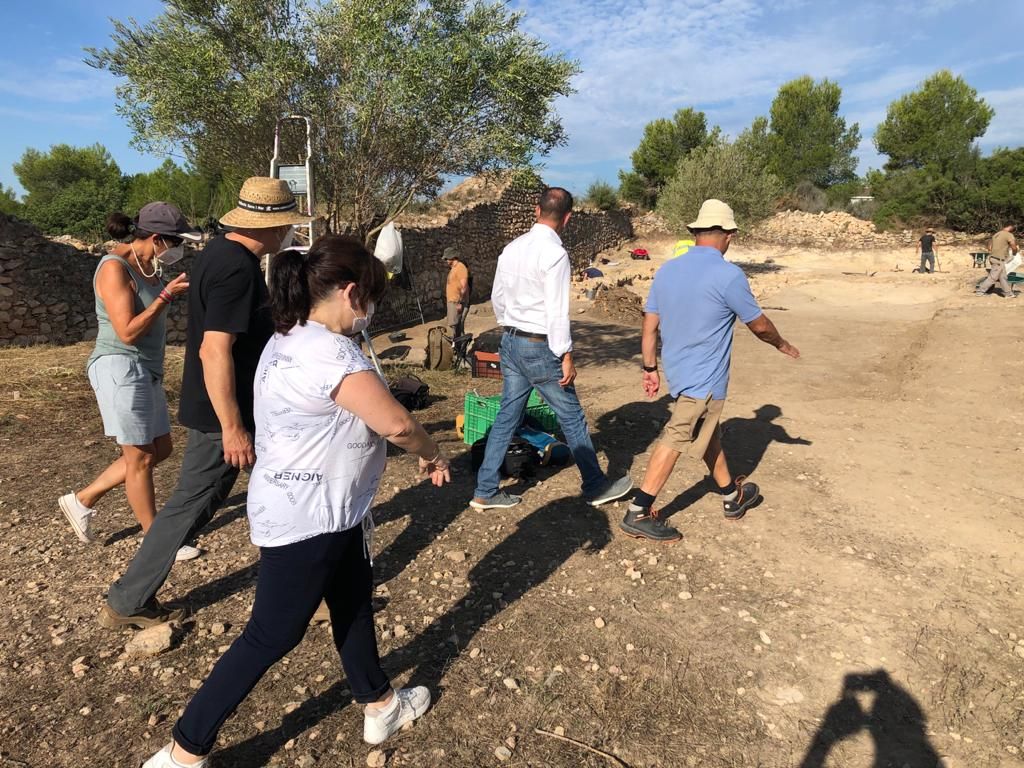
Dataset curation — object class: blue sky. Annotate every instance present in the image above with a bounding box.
[2,0,1023,198]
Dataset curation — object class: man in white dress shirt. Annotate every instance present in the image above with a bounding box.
[470,187,633,510]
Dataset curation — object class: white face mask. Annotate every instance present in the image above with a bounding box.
[351,300,375,335]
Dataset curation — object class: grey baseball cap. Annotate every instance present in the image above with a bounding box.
[137,202,202,242]
[442,246,460,260]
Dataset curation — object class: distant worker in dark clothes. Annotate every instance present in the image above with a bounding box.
[443,246,471,339]
[976,224,1018,299]
[621,199,801,542]
[916,228,938,274]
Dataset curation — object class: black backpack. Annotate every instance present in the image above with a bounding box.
[471,436,534,479]
[389,375,429,411]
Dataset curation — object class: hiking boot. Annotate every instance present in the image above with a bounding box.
[620,507,681,542]
[585,475,634,507]
[470,492,522,510]
[363,686,431,745]
[99,599,187,630]
[58,492,95,543]
[723,477,761,520]
[142,742,208,768]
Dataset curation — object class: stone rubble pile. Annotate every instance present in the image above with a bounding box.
[751,209,984,250]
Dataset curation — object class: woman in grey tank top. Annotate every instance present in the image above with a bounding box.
[58,203,201,561]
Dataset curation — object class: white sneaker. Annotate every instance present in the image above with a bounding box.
[175,545,202,562]
[142,742,208,768]
[363,686,431,745]
[58,492,94,543]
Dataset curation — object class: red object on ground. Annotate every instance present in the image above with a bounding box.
[630,248,649,260]
[472,350,502,379]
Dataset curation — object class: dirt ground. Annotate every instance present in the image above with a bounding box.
[1,237,1022,767]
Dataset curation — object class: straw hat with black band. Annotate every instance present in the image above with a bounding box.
[220,177,313,229]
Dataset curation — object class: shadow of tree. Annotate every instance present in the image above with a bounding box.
[799,670,941,768]
[214,681,353,766]
[202,494,609,764]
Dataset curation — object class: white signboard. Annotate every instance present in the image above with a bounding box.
[275,164,309,196]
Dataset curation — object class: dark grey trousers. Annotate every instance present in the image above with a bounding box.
[107,429,240,615]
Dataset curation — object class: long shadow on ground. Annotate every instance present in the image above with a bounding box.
[384,495,612,692]
[593,400,811,520]
[210,494,610,764]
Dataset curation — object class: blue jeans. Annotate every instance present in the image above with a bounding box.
[473,332,606,499]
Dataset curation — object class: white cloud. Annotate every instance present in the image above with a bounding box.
[0,105,106,127]
[979,87,1024,149]
[0,57,113,104]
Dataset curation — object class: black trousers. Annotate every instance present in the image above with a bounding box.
[173,525,391,755]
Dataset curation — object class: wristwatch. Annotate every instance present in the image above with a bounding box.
[642,364,658,373]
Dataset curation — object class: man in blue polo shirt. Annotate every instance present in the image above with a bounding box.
[621,199,800,542]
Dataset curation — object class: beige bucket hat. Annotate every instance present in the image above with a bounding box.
[688,199,738,231]
[219,177,313,229]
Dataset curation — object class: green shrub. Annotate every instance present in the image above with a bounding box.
[658,139,782,231]
[585,181,618,211]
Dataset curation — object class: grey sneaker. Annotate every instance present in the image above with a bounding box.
[470,492,522,510]
[585,475,634,506]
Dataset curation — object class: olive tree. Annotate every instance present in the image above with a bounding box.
[88,0,578,241]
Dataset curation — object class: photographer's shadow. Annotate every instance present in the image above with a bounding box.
[799,670,941,768]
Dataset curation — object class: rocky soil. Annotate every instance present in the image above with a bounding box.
[0,237,1022,767]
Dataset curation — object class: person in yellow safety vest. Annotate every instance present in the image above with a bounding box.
[673,239,695,258]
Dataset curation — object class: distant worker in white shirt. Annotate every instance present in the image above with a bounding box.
[470,187,633,510]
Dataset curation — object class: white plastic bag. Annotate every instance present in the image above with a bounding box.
[374,222,404,274]
[1003,251,1022,276]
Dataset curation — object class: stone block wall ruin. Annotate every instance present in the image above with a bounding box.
[0,181,633,346]
[376,180,633,329]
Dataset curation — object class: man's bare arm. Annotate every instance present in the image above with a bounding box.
[746,314,800,358]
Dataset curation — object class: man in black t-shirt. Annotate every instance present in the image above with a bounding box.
[917,229,938,274]
[102,178,311,628]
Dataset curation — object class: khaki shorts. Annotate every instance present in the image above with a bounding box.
[659,394,724,458]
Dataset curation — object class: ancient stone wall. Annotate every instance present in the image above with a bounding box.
[0,214,190,347]
[0,181,633,345]
[376,182,633,329]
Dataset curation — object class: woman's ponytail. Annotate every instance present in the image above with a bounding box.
[105,211,135,241]
[268,235,389,335]
[269,249,311,334]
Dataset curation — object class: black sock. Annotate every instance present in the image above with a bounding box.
[632,490,656,509]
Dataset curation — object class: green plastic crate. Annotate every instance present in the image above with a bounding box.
[463,390,559,444]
